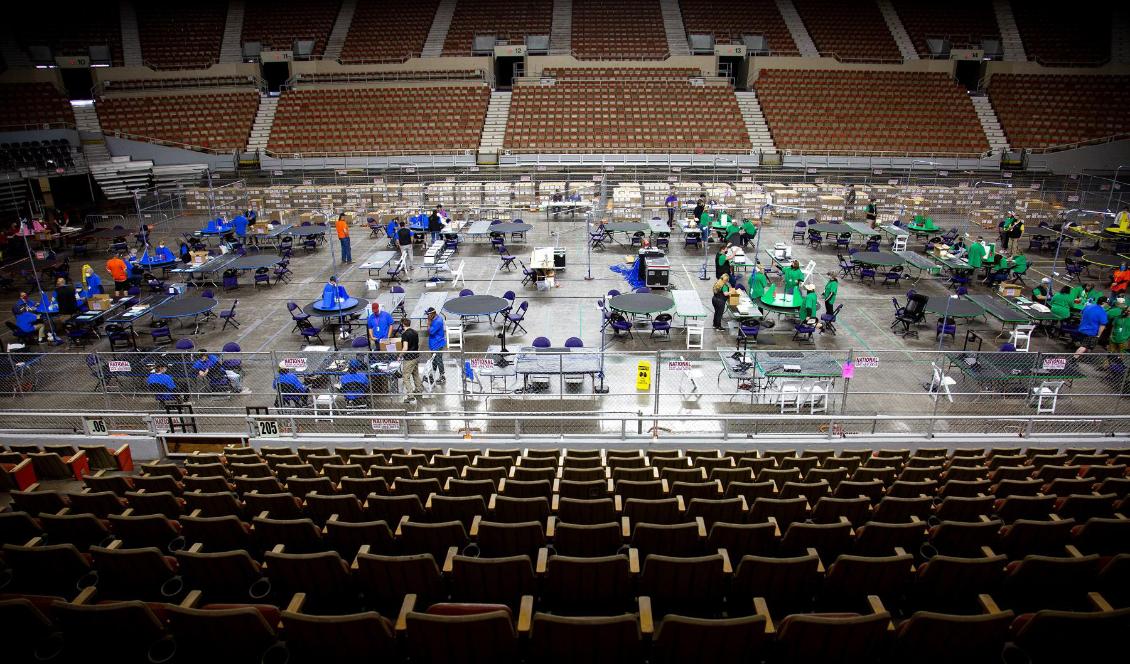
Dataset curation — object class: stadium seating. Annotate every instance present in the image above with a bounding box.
[136,2,227,69]
[755,70,989,154]
[443,0,553,55]
[506,71,750,153]
[792,0,901,62]
[12,2,123,66]
[241,0,341,57]
[678,0,798,54]
[96,92,259,153]
[891,0,1001,58]
[0,83,74,130]
[987,75,1130,150]
[267,85,491,155]
[572,0,669,60]
[1010,0,1112,66]
[341,0,440,63]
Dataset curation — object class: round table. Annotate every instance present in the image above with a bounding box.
[604,222,649,234]
[303,297,370,350]
[286,227,329,237]
[923,298,983,319]
[487,223,532,235]
[151,296,217,334]
[807,223,853,235]
[1081,253,1127,269]
[443,295,510,318]
[608,293,674,316]
[850,251,904,267]
[89,228,133,239]
[758,291,802,314]
[230,255,282,271]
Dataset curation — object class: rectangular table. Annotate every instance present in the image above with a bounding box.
[964,293,1031,329]
[895,251,943,283]
[360,251,399,277]
[409,291,451,322]
[717,350,841,405]
[648,219,671,235]
[376,291,407,317]
[671,289,706,325]
[929,253,975,274]
[464,219,496,240]
[515,347,603,392]
[170,254,238,287]
[945,352,1084,393]
[249,224,293,248]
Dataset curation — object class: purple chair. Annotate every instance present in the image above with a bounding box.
[999,342,1017,352]
[499,249,517,271]
[859,267,877,284]
[685,233,700,249]
[838,254,857,279]
[634,287,651,294]
[222,342,242,371]
[793,320,817,344]
[351,337,371,350]
[287,302,311,332]
[201,290,215,299]
[738,322,759,348]
[607,290,621,298]
[506,302,529,335]
[564,337,584,348]
[650,314,672,340]
[791,221,807,243]
[254,267,271,288]
[175,339,195,351]
[220,300,239,331]
[492,291,516,324]
[532,336,551,348]
[459,289,475,297]
[936,317,957,343]
[151,325,173,346]
[297,320,324,344]
[820,304,843,335]
[609,314,633,340]
[883,267,904,288]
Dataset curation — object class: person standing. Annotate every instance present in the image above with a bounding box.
[748,265,769,301]
[399,317,421,404]
[336,214,352,263]
[1108,298,1130,353]
[692,198,705,226]
[823,273,839,316]
[1116,206,1130,232]
[802,284,820,321]
[783,260,804,293]
[1111,262,1130,294]
[425,307,446,385]
[105,254,128,298]
[711,273,731,330]
[865,200,878,224]
[715,245,731,279]
[367,302,394,347]
[54,277,78,315]
[427,208,442,244]
[665,190,678,227]
[966,237,986,270]
[397,221,414,273]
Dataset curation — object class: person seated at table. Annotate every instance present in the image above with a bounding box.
[1075,296,1109,357]
[1009,252,1029,282]
[339,359,371,402]
[154,242,176,263]
[367,302,394,345]
[146,364,179,399]
[711,273,731,331]
[13,309,44,342]
[232,214,249,239]
[782,260,804,293]
[1077,283,1104,306]
[981,253,1009,284]
[1032,278,1052,304]
[747,265,769,302]
[54,277,79,316]
[1100,296,1125,349]
[274,367,308,395]
[320,276,349,309]
[193,350,244,393]
[1108,297,1130,353]
[723,218,741,245]
[739,218,757,248]
[12,292,32,315]
[1049,286,1075,320]
[1110,262,1130,294]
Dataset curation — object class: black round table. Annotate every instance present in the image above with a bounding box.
[488,223,532,235]
[1081,253,1127,269]
[850,251,904,267]
[303,297,370,350]
[923,298,983,319]
[89,228,132,239]
[230,255,282,270]
[608,293,674,316]
[604,222,649,234]
[443,295,510,318]
[151,296,217,334]
[287,227,329,237]
[807,223,852,235]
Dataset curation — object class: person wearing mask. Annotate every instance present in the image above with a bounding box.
[823,273,839,316]
[397,221,414,273]
[146,364,178,399]
[13,308,43,342]
[711,273,731,331]
[748,265,769,301]
[193,350,244,392]
[664,190,678,226]
[723,217,741,245]
[399,317,421,404]
[802,283,820,321]
[106,254,129,298]
[1108,297,1130,354]
[427,208,443,244]
[335,213,352,263]
[692,198,705,226]
[1075,296,1109,357]
[425,307,446,385]
[154,242,176,263]
[273,368,309,402]
[232,214,249,239]
[54,277,78,315]
[739,218,757,248]
[783,260,804,293]
[367,301,394,346]
[12,292,32,315]
[1111,262,1130,295]
[1032,278,1052,304]
[1009,252,1029,283]
[1049,286,1074,320]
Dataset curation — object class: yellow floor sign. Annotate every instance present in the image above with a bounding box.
[636,360,652,390]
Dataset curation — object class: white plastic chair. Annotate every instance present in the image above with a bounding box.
[1027,380,1065,414]
[928,362,956,403]
[1010,324,1035,352]
[778,379,804,413]
[686,321,705,349]
[805,379,832,414]
[446,322,463,350]
[450,260,467,287]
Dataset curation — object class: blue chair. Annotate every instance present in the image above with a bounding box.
[532,336,551,348]
[936,317,957,343]
[151,325,173,346]
[793,320,816,343]
[498,249,517,272]
[956,287,968,296]
[685,233,700,249]
[883,266,904,287]
[106,324,134,351]
[791,221,807,243]
[254,268,271,288]
[352,336,371,352]
[738,322,759,348]
[564,337,584,348]
[999,342,1017,352]
[820,304,843,335]
[520,261,537,287]
[650,314,672,340]
[220,300,239,331]
[835,233,851,249]
[1064,258,1084,282]
[222,342,242,371]
[490,234,505,251]
[807,230,823,248]
[506,302,529,335]
[948,274,971,291]
[175,339,195,351]
[459,289,475,297]
[631,232,644,247]
[634,287,651,294]
[838,254,857,279]
[590,229,607,251]
[859,267,877,284]
[287,302,311,332]
[609,314,633,340]
[273,261,293,285]
[655,235,670,250]
[297,320,324,344]
[866,238,881,252]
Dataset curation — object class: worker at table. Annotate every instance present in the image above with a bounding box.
[822,273,839,316]
[711,273,731,330]
[13,309,44,342]
[339,359,370,401]
[232,214,249,239]
[154,242,176,263]
[740,218,757,248]
[320,276,349,309]
[801,284,820,320]
[1032,278,1052,304]
[273,367,309,396]
[1100,297,1124,348]
[1111,262,1130,294]
[715,245,732,279]
[723,218,741,245]
[748,265,769,300]
[966,237,987,269]
[80,264,102,297]
[146,364,178,398]
[782,260,804,293]
[698,206,712,244]
[1108,297,1130,353]
[367,301,394,345]
[1049,286,1074,320]
[1009,252,1029,282]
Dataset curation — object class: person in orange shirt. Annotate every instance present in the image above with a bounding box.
[335,213,352,263]
[105,254,129,297]
[1112,262,1130,294]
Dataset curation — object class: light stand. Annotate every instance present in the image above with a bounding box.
[1105,164,1127,212]
[19,217,60,346]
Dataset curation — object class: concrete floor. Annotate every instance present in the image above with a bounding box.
[1,204,1125,440]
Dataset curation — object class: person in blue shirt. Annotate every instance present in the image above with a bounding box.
[274,368,308,394]
[320,277,348,309]
[367,302,394,345]
[146,365,178,400]
[426,307,446,383]
[232,215,249,238]
[386,218,400,248]
[154,242,176,263]
[13,310,43,341]
[339,359,370,402]
[193,350,243,392]
[247,209,257,223]
[1076,296,1110,357]
[81,265,103,296]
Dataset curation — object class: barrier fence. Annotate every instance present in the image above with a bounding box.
[1,348,1127,441]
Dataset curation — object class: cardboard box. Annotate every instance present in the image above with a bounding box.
[380,337,401,353]
[88,294,112,311]
[728,291,741,306]
[998,284,1023,298]
[191,251,209,265]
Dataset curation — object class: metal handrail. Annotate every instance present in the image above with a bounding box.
[104,129,239,155]
[1022,133,1130,154]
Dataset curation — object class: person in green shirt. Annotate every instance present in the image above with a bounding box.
[698,209,712,243]
[748,265,769,300]
[822,273,839,316]
[1010,253,1029,282]
[1083,284,1104,304]
[740,219,757,248]
[715,246,731,279]
[1049,286,1074,320]
[711,273,731,330]
[801,283,819,321]
[1032,277,1052,303]
[966,237,986,268]
[1109,297,1130,353]
[724,220,741,245]
[782,260,804,292]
